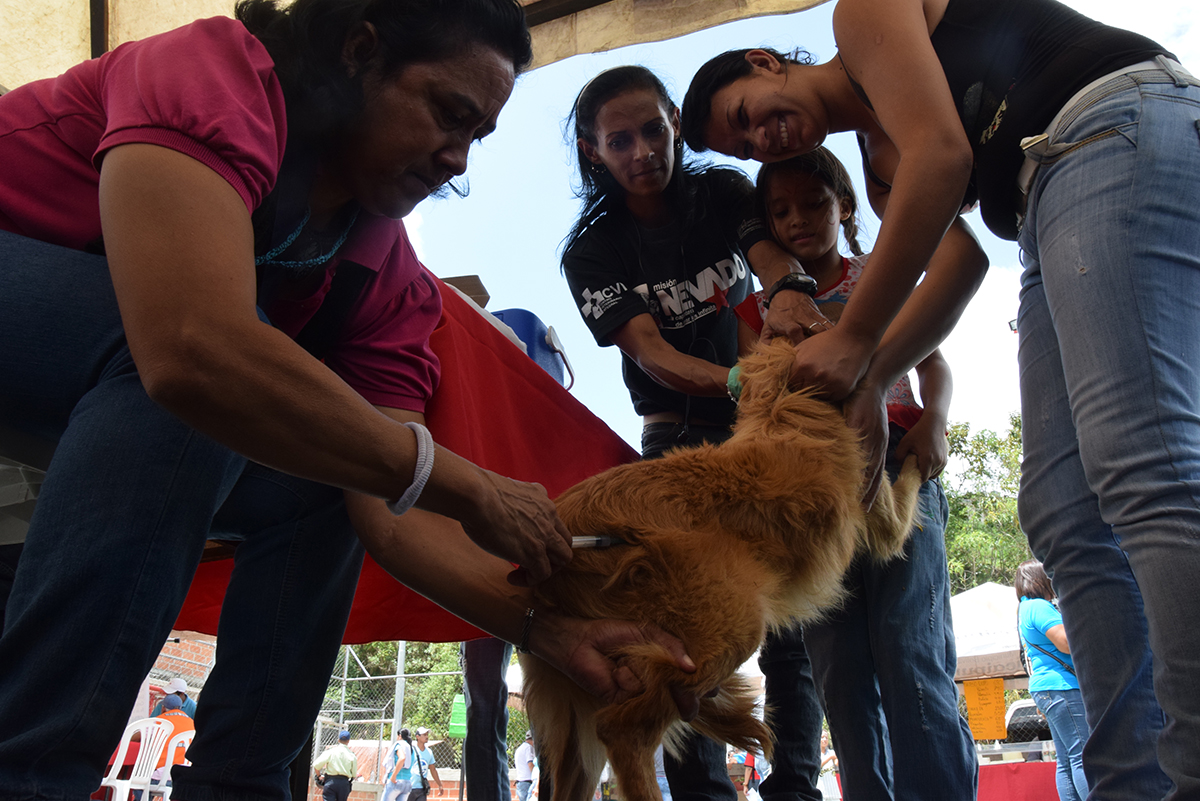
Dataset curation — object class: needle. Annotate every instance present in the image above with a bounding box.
[571,536,626,549]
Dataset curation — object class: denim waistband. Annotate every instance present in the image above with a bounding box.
[1046,56,1198,141]
[1015,55,1199,223]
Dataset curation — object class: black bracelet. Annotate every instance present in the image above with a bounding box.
[764,272,819,308]
[515,608,535,654]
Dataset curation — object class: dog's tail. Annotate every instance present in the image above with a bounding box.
[863,454,923,562]
[686,673,773,761]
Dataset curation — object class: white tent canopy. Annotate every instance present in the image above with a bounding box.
[951,581,1027,683]
[2,0,829,91]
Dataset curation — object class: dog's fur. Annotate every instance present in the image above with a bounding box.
[520,340,923,801]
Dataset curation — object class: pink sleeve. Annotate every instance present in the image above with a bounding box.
[94,17,287,213]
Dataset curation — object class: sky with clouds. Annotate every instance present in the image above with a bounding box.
[404,0,1198,452]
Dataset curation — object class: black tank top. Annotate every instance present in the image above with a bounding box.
[930,0,1169,239]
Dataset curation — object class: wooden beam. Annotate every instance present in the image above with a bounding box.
[90,0,109,58]
[521,0,608,28]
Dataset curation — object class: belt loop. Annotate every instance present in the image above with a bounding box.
[1157,54,1189,87]
[1020,133,1051,163]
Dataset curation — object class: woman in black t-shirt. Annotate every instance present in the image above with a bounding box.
[562,66,832,452]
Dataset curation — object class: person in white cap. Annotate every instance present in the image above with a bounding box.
[411,727,443,801]
[151,677,196,718]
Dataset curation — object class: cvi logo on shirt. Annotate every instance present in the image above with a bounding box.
[579,281,628,320]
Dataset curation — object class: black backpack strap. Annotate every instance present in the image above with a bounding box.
[1027,639,1076,676]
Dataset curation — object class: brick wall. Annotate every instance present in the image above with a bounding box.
[147,635,216,707]
[153,637,215,687]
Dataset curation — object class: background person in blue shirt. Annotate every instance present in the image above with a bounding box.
[1016,559,1090,801]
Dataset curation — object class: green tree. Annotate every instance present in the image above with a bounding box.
[323,642,462,736]
[400,641,463,739]
[942,412,1032,595]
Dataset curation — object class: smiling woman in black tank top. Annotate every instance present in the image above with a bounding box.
[683,1,1200,796]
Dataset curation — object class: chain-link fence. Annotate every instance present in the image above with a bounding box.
[310,641,532,787]
[311,642,462,782]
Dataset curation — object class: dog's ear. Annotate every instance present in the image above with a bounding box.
[734,340,794,411]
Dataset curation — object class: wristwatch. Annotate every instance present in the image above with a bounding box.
[764,272,819,308]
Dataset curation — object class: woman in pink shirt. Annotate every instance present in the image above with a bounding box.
[0,1,692,797]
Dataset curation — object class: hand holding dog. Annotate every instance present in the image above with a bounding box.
[894,411,948,481]
[531,613,699,713]
[459,469,573,586]
[760,288,833,345]
[781,325,876,402]
[843,382,889,509]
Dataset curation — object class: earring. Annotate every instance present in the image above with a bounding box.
[675,138,684,153]
[589,162,608,175]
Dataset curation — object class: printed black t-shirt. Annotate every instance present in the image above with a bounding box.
[562,167,768,424]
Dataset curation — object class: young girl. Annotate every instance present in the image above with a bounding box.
[744,148,976,800]
[560,65,826,801]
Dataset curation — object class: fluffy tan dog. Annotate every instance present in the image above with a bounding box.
[520,339,923,801]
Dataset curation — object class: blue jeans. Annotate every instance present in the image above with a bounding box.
[1033,689,1090,801]
[1017,70,1200,801]
[0,231,365,801]
[461,637,515,801]
[641,424,822,801]
[804,436,977,801]
[753,625,822,801]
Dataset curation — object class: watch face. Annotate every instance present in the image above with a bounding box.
[786,273,818,293]
[769,272,817,305]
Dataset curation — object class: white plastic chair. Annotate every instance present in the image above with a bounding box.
[100,717,174,801]
[148,728,195,801]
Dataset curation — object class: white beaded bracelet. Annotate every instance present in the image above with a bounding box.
[387,422,435,515]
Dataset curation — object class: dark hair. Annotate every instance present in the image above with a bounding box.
[681,47,813,153]
[756,147,865,256]
[237,0,532,146]
[563,65,702,255]
[399,728,413,745]
[1014,559,1055,602]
